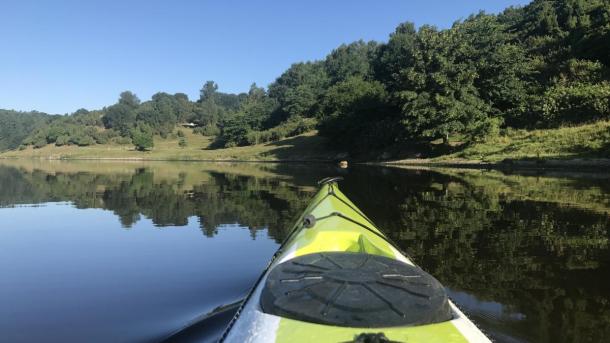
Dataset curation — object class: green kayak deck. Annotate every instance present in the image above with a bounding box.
[221,179,490,343]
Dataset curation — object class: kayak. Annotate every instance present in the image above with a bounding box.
[220,177,490,343]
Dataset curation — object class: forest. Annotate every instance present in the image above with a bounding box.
[1,0,609,154]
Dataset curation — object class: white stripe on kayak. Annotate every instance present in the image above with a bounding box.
[277,243,297,264]
[390,245,415,265]
[224,244,299,342]
[223,273,281,343]
[449,301,492,343]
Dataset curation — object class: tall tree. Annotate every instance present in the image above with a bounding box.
[379,24,492,143]
[452,13,537,127]
[118,91,140,108]
[268,62,329,122]
[324,40,378,84]
[131,124,154,151]
[199,81,219,103]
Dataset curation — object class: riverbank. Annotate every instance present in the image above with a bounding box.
[0,131,340,162]
[380,120,610,170]
[2,121,609,170]
[379,157,610,170]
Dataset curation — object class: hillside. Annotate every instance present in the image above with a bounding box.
[2,121,609,168]
[448,120,610,162]
[384,120,610,168]
[1,0,609,161]
[0,129,338,161]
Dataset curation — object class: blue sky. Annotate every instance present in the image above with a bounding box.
[1,0,531,114]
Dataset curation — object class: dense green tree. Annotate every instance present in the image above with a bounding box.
[131,124,154,151]
[268,62,329,122]
[193,81,246,135]
[381,24,493,143]
[173,93,195,122]
[0,110,49,151]
[102,92,140,136]
[218,116,250,147]
[319,76,397,150]
[374,22,419,91]
[217,83,279,146]
[138,92,178,137]
[199,81,218,103]
[55,135,70,146]
[118,91,141,108]
[72,108,103,126]
[240,83,277,130]
[103,104,136,136]
[452,13,538,127]
[70,131,96,146]
[324,40,377,84]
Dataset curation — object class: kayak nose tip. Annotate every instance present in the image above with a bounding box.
[318,176,344,186]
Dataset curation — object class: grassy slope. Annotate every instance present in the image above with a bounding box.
[2,122,609,165]
[0,129,339,161]
[388,120,610,165]
[451,120,610,162]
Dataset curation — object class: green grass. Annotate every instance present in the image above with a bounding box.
[0,129,339,161]
[442,120,610,162]
[3,122,610,165]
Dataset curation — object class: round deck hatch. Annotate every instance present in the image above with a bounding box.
[260,252,452,327]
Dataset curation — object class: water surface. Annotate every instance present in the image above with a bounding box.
[1,160,609,342]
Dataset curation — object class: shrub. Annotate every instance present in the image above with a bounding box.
[245,131,260,145]
[113,136,133,145]
[470,117,503,142]
[543,82,610,125]
[70,134,95,146]
[30,133,48,149]
[91,130,110,144]
[194,124,219,136]
[131,125,154,151]
[233,116,317,147]
[55,135,70,146]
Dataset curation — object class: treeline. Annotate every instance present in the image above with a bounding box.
[0,110,51,151]
[1,0,609,153]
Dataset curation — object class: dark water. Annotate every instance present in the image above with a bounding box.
[1,160,609,343]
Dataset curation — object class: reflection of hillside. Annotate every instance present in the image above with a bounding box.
[390,166,610,216]
[2,161,609,342]
[0,159,298,188]
[343,166,610,343]
[0,160,333,242]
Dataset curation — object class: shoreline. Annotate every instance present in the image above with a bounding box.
[3,155,610,172]
[0,156,334,163]
[375,158,610,171]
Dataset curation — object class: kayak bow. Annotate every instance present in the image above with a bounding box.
[221,178,490,343]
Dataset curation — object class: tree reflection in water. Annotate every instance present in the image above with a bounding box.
[1,160,609,343]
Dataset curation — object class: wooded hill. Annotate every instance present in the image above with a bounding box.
[1,0,609,155]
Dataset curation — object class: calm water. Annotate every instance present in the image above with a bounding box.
[1,160,609,343]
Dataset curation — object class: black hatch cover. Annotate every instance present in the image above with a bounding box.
[260,252,452,327]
